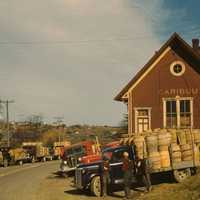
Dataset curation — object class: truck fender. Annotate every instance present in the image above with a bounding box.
[89,173,99,185]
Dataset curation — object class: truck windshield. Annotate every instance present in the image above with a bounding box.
[103,147,129,162]
[64,145,85,157]
[102,149,113,160]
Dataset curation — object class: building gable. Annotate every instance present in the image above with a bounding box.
[115,33,200,101]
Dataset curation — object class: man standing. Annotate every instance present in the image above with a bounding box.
[122,152,133,199]
[137,156,152,192]
[100,156,110,197]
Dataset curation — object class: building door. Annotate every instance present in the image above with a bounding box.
[135,108,151,133]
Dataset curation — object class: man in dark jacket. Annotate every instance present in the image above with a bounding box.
[100,156,110,197]
[137,156,152,192]
[122,152,133,199]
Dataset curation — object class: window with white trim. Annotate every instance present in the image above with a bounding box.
[163,97,193,128]
[180,100,191,127]
[166,100,177,128]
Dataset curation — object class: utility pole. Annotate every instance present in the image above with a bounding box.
[54,116,64,143]
[0,100,14,147]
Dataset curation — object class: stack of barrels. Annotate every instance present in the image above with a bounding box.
[145,135,161,170]
[119,129,200,169]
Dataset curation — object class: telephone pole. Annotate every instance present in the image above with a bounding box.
[0,100,14,147]
[54,116,64,143]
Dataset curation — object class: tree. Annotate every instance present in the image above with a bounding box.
[119,113,128,135]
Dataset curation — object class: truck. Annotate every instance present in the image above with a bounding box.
[9,148,32,165]
[22,142,50,162]
[59,141,100,176]
[0,147,31,167]
[75,129,200,196]
[53,141,71,160]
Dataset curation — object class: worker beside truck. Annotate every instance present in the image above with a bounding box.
[75,129,200,197]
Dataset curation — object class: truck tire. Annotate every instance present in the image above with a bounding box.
[173,168,191,183]
[90,176,101,197]
[3,159,8,167]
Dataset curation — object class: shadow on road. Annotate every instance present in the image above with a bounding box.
[64,189,92,196]
[64,189,125,198]
[46,171,70,179]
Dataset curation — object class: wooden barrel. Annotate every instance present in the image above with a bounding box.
[193,130,200,143]
[180,144,191,151]
[158,132,171,146]
[170,130,177,144]
[172,151,182,159]
[177,131,187,145]
[146,135,158,153]
[185,131,192,144]
[134,136,144,147]
[171,144,181,152]
[160,151,170,168]
[171,144,182,163]
[149,152,161,170]
[133,136,145,159]
[158,145,168,151]
[181,144,193,161]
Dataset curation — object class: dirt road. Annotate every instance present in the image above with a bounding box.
[0,161,126,200]
[1,161,200,200]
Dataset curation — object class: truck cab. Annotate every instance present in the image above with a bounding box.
[75,145,136,196]
[60,141,100,176]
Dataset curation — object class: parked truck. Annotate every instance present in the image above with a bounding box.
[75,129,200,196]
[59,141,100,176]
[53,141,71,160]
[22,142,50,162]
[9,148,32,165]
[0,147,31,167]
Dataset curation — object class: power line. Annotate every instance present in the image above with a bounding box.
[0,36,156,46]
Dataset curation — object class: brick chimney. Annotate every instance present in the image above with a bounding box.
[192,38,200,51]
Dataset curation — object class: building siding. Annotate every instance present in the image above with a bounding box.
[129,48,200,133]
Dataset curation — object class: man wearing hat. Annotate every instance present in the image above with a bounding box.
[122,151,133,199]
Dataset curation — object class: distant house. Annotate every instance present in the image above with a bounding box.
[115,33,200,134]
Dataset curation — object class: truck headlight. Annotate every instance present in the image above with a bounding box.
[78,157,82,162]
[63,160,67,165]
[82,169,86,174]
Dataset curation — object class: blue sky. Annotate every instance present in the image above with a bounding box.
[0,0,199,125]
[155,0,200,41]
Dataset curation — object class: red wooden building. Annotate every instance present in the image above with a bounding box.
[115,33,200,134]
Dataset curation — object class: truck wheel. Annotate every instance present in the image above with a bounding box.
[3,159,8,168]
[91,176,101,197]
[173,168,191,183]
